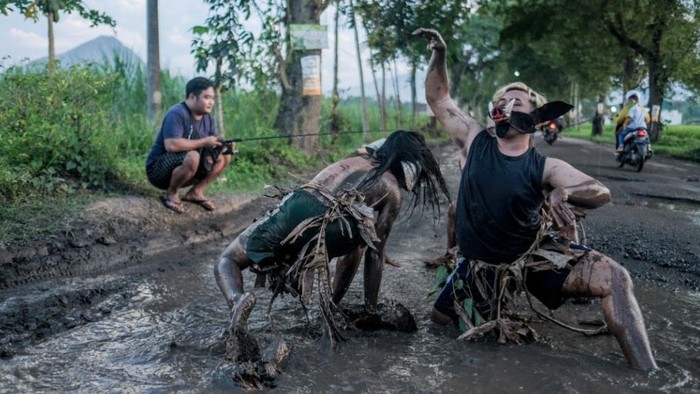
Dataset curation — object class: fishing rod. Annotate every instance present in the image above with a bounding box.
[220,129,391,144]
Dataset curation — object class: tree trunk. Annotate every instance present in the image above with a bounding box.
[330,2,340,136]
[146,0,162,125]
[273,0,325,153]
[410,62,417,127]
[351,1,369,138]
[380,61,387,132]
[47,11,56,75]
[391,58,402,129]
[646,18,668,143]
[448,61,466,102]
[214,57,226,136]
[369,53,383,131]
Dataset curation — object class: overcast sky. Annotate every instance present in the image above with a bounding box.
[0,0,423,99]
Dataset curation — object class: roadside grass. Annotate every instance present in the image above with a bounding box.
[564,123,700,162]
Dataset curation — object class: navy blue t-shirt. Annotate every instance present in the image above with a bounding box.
[145,102,217,167]
[455,130,547,263]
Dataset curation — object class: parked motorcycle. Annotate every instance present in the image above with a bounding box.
[616,128,653,172]
[541,119,562,144]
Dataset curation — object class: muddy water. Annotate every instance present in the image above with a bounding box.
[1,231,698,393]
[2,138,700,393]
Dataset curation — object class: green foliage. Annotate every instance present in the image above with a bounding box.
[0,63,122,202]
[0,0,115,26]
[426,260,485,333]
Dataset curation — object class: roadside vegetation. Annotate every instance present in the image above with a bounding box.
[0,63,434,244]
[564,123,700,162]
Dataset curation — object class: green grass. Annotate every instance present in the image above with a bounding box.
[564,123,700,162]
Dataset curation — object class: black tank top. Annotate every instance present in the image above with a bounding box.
[455,130,547,262]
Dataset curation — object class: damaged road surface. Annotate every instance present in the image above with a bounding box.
[1,135,699,392]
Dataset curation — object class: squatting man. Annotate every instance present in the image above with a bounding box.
[413,27,657,371]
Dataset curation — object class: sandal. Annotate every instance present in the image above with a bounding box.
[182,197,216,211]
[160,195,184,214]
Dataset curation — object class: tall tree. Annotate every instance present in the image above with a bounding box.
[194,0,332,152]
[192,0,256,137]
[348,0,370,136]
[273,0,331,151]
[330,1,341,136]
[601,0,700,140]
[494,0,700,140]
[146,0,162,125]
[0,0,115,74]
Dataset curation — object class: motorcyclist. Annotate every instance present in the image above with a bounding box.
[615,94,650,152]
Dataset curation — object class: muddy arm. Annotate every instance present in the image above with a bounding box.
[545,158,611,209]
[413,28,482,159]
[363,189,401,307]
[544,158,611,237]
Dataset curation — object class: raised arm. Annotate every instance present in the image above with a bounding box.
[413,28,482,159]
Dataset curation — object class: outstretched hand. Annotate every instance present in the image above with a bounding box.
[412,28,446,51]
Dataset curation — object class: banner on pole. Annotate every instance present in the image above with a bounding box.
[301,55,321,96]
[290,24,328,50]
[651,104,661,122]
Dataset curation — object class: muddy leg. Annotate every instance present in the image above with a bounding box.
[562,251,657,371]
[331,248,364,305]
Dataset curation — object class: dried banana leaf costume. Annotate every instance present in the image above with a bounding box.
[239,130,450,341]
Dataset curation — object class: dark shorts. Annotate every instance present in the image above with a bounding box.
[434,242,590,323]
[146,151,206,190]
[245,189,363,268]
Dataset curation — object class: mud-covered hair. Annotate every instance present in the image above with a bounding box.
[358,130,451,216]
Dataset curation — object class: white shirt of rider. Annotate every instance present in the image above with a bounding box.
[627,104,647,129]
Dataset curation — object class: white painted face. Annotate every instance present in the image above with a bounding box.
[364,138,386,155]
[401,161,421,191]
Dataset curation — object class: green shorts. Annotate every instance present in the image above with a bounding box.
[246,189,364,268]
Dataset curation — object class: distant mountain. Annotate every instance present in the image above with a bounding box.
[29,35,144,70]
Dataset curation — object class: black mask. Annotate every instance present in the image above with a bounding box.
[491,101,573,138]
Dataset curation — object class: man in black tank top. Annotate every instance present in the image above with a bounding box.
[414,28,657,371]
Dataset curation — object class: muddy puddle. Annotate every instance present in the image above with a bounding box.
[1,236,698,393]
[2,139,699,392]
[621,195,700,228]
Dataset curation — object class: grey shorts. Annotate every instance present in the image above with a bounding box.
[146,151,206,190]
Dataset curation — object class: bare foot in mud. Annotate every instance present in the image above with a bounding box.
[230,292,256,334]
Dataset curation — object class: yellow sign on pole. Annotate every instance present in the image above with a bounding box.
[301,55,321,96]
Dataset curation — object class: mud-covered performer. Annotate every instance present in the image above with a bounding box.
[145,77,233,214]
[214,130,450,339]
[413,27,657,371]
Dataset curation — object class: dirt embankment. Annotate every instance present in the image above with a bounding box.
[0,193,269,291]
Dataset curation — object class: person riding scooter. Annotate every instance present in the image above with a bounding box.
[615,94,650,152]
